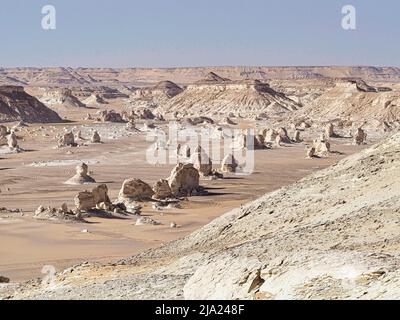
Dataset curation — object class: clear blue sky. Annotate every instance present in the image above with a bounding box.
[0,0,398,68]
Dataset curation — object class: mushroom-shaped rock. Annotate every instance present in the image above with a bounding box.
[65,163,96,185]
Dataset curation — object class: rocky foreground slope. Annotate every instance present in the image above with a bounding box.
[2,132,400,300]
[0,86,62,123]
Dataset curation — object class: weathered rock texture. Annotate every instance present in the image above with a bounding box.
[0,86,62,123]
[152,179,173,200]
[7,133,400,300]
[157,77,299,118]
[118,179,154,202]
[74,184,111,212]
[65,163,96,185]
[168,163,200,197]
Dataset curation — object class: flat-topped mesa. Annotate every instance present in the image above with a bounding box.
[159,77,300,118]
[295,78,400,125]
[0,86,62,123]
[65,163,96,185]
[130,81,183,107]
[333,78,382,93]
[40,88,87,108]
[133,81,183,98]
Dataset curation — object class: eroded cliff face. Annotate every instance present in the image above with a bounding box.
[129,81,183,107]
[3,132,400,300]
[294,79,400,124]
[157,80,300,118]
[1,66,400,86]
[0,86,62,123]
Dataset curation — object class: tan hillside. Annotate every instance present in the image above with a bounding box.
[0,86,62,123]
[1,67,400,87]
[130,81,183,107]
[296,79,400,124]
[39,88,87,109]
[158,78,300,118]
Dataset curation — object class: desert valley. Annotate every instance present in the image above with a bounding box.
[0,66,400,299]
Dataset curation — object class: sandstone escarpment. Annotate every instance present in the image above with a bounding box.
[0,86,62,123]
[158,78,300,118]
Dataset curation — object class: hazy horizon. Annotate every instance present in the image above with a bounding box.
[2,65,400,69]
[1,0,399,68]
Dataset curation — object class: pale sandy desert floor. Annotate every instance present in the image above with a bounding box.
[0,110,366,282]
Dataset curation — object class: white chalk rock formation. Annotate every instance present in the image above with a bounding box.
[118,179,154,203]
[65,163,96,185]
[168,163,200,197]
[91,130,101,143]
[354,128,367,145]
[190,146,212,176]
[7,132,18,149]
[221,154,238,173]
[58,132,76,147]
[325,123,335,138]
[152,179,173,200]
[292,130,301,142]
[74,184,111,212]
